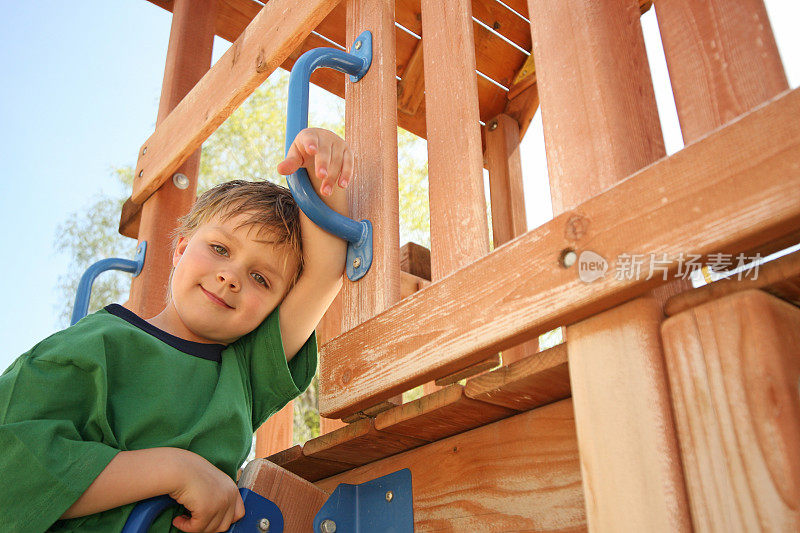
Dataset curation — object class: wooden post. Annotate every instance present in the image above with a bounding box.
[254,402,294,458]
[126,0,216,317]
[528,0,691,529]
[317,0,401,429]
[484,114,538,365]
[419,0,491,394]
[654,3,793,529]
[661,290,800,530]
[654,0,788,145]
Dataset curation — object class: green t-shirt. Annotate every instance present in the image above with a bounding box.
[0,303,317,532]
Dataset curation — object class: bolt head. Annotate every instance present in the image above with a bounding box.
[258,517,270,531]
[141,146,147,155]
[385,491,394,502]
[138,170,143,178]
[560,249,578,268]
[320,519,337,533]
[172,173,190,190]
[489,120,498,131]
[353,257,362,269]
[354,40,362,50]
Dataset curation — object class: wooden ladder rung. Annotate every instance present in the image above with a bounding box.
[465,343,569,410]
[265,445,353,483]
[303,418,428,467]
[267,344,571,482]
[375,384,516,442]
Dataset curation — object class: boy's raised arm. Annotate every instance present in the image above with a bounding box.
[276,128,351,361]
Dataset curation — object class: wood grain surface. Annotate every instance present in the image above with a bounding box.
[662,290,800,531]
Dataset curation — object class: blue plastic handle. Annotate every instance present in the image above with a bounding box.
[285,31,373,281]
[70,241,147,325]
[121,487,284,533]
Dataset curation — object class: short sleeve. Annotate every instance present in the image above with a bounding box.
[232,305,318,429]
[0,354,120,532]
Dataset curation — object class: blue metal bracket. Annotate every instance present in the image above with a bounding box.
[285,31,373,281]
[70,241,147,326]
[313,468,414,532]
[121,488,283,533]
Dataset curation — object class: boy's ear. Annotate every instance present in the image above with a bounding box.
[172,236,188,267]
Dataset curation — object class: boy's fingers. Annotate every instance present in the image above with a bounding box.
[327,148,344,190]
[300,129,320,156]
[315,144,333,194]
[276,155,301,175]
[340,150,354,188]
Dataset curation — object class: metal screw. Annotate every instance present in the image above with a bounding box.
[138,170,143,178]
[353,257,362,269]
[172,173,190,190]
[354,40,362,50]
[141,146,147,155]
[258,518,270,531]
[560,249,578,268]
[488,120,498,131]
[385,491,394,502]
[320,519,337,533]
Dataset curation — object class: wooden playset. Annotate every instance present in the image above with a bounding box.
[120,0,800,530]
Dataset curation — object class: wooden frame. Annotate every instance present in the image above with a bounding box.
[318,87,800,418]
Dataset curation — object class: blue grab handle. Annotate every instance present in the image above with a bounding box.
[285,30,373,281]
[122,487,284,533]
[70,241,147,326]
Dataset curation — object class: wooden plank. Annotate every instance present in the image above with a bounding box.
[337,0,401,330]
[316,399,586,531]
[568,297,690,531]
[303,418,428,466]
[504,80,539,140]
[417,0,492,396]
[317,87,800,417]
[375,384,516,442]
[131,0,339,204]
[665,250,800,316]
[485,113,537,364]
[655,0,788,145]
[265,445,353,482]
[126,0,216,317]
[254,401,293,458]
[465,343,569,410]
[399,242,431,280]
[397,39,425,116]
[238,458,329,532]
[530,1,689,530]
[661,290,800,531]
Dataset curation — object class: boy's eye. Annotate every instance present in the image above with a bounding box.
[251,273,269,287]
[212,244,229,256]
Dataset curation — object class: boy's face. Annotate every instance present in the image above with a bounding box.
[164,212,300,345]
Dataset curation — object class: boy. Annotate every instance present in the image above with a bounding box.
[0,128,353,532]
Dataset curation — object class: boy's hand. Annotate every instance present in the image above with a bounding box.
[277,128,353,197]
[168,449,245,533]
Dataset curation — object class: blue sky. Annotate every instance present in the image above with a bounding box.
[1,2,798,371]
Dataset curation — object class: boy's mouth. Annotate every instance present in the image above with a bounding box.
[200,286,234,309]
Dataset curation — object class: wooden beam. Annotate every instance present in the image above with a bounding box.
[317,87,800,418]
[655,0,788,145]
[126,0,216,317]
[254,401,293,458]
[131,0,339,205]
[238,458,329,531]
[265,445,353,482]
[665,250,800,316]
[315,399,586,531]
[662,290,800,530]
[567,297,690,531]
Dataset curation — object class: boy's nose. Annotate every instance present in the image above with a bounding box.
[217,272,240,291]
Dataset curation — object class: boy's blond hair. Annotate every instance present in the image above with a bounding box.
[172,180,304,296]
